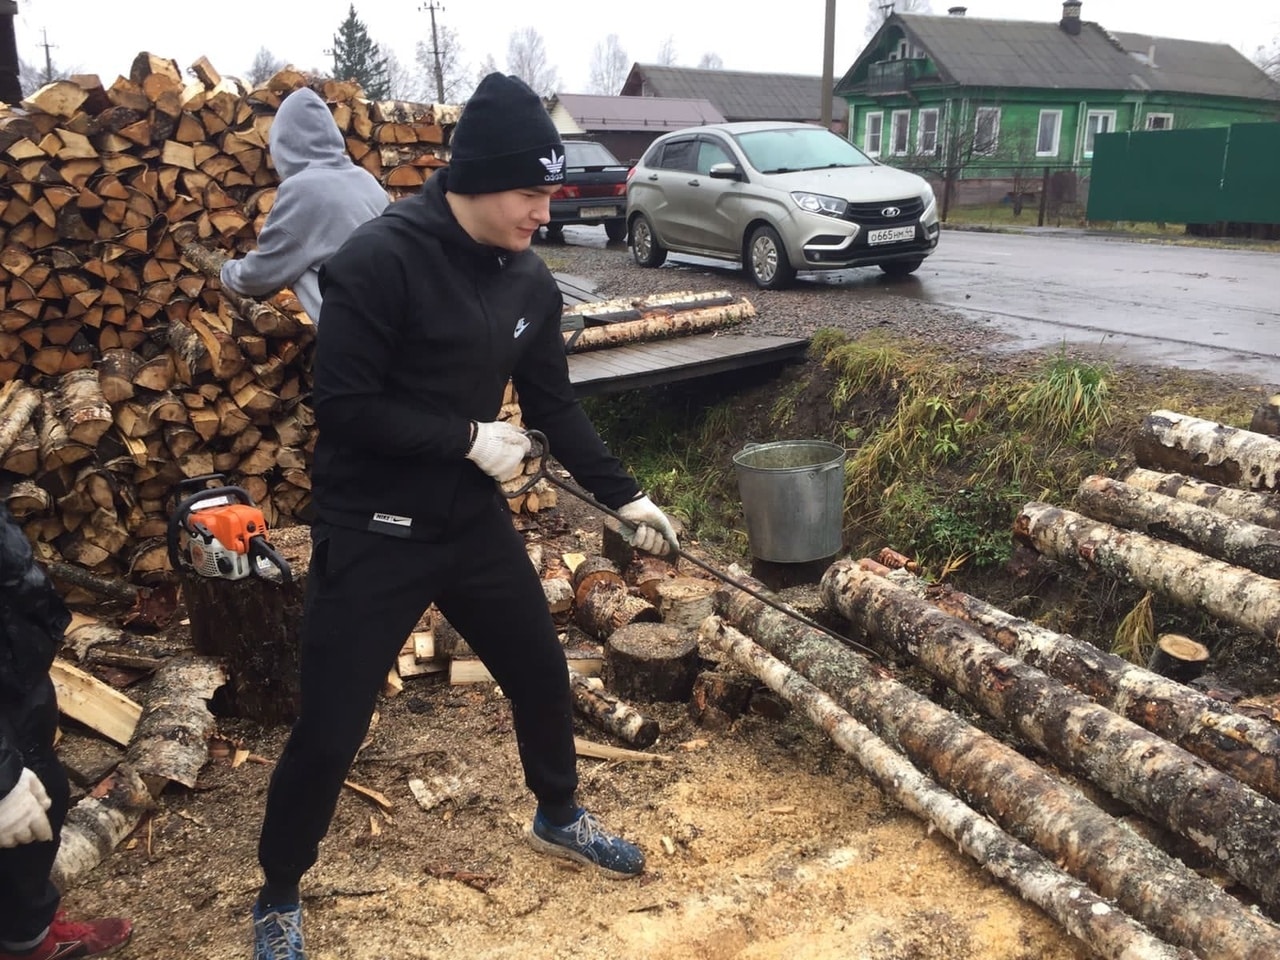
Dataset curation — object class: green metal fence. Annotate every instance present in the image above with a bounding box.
[1087,122,1280,224]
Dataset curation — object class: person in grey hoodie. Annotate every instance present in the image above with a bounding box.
[220,87,389,327]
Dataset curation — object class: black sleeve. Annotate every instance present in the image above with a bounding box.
[313,239,470,460]
[511,278,641,510]
[0,715,21,800]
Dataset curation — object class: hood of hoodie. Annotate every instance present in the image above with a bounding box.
[270,87,349,180]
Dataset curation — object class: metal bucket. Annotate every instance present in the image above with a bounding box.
[732,440,846,563]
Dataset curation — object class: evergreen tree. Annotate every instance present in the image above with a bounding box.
[331,4,390,99]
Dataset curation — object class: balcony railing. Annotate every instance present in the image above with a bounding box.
[866,58,925,95]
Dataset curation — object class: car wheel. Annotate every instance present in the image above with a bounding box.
[543,223,565,241]
[746,225,796,290]
[630,214,667,268]
[604,219,627,243]
[879,258,924,278]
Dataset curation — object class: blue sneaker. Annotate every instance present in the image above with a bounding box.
[528,808,646,879]
[252,902,306,960]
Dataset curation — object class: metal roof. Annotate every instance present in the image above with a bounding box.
[621,64,848,123]
[551,93,725,132]
[838,14,1280,101]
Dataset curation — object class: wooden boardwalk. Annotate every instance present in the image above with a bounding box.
[554,272,808,396]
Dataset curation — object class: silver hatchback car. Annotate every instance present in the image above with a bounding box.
[626,121,940,289]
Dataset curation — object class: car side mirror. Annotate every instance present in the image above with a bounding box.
[708,162,743,181]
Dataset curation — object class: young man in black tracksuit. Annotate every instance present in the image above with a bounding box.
[249,73,679,959]
[0,506,133,960]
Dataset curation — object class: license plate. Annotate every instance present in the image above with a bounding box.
[867,225,917,245]
[581,206,619,218]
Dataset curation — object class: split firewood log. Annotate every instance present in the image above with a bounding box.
[822,559,1280,911]
[716,570,1280,960]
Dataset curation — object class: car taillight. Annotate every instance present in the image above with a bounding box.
[626,166,636,183]
[552,185,580,200]
[612,183,627,196]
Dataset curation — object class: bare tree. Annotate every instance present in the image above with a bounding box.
[414,22,470,102]
[246,47,286,87]
[474,52,501,91]
[865,0,933,38]
[382,49,422,101]
[587,34,629,95]
[697,52,724,70]
[506,26,559,96]
[655,35,678,66]
[18,56,73,96]
[1254,40,1280,81]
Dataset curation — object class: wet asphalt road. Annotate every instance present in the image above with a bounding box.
[564,225,1280,384]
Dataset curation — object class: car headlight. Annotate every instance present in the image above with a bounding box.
[920,188,937,215]
[791,192,848,218]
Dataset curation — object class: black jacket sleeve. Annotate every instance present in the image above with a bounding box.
[314,239,471,460]
[0,716,21,799]
[511,276,641,510]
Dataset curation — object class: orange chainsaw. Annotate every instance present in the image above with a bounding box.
[167,475,292,584]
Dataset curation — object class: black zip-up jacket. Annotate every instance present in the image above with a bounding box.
[312,168,640,540]
[0,505,69,799]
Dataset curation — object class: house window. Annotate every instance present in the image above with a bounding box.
[1146,113,1174,130]
[896,39,910,60]
[974,106,1000,155]
[1036,109,1062,157]
[1084,110,1117,157]
[865,112,884,157]
[917,108,939,155]
[891,110,911,155]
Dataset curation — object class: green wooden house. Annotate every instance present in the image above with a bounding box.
[835,1,1280,201]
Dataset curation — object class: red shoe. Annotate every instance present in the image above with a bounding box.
[0,913,133,959]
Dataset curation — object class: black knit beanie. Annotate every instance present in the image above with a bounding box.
[447,73,565,194]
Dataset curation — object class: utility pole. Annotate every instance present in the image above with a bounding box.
[821,0,835,129]
[40,27,54,84]
[419,0,445,102]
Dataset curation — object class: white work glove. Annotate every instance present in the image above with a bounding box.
[0,768,53,848]
[465,420,531,482]
[617,495,679,556]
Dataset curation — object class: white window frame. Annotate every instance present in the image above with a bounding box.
[890,109,911,156]
[864,111,884,157]
[917,108,939,155]
[1036,109,1062,157]
[896,39,910,60]
[973,106,1001,155]
[1145,112,1174,130]
[1084,109,1117,158]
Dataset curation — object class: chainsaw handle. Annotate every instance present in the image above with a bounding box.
[249,536,293,585]
[502,429,548,500]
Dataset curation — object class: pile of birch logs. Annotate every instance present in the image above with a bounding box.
[703,402,1280,960]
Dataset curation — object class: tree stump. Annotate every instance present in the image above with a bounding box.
[1147,633,1211,684]
[572,555,624,608]
[654,577,717,630]
[688,669,755,730]
[603,623,699,702]
[183,572,303,725]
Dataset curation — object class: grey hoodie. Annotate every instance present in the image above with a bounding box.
[220,87,389,326]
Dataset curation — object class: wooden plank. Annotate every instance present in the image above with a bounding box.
[450,652,604,685]
[573,737,665,763]
[568,333,808,397]
[49,658,143,746]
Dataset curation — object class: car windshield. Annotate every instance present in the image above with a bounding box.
[733,127,874,174]
[564,141,624,168]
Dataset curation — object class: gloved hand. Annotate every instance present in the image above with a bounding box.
[616,495,679,556]
[0,768,53,848]
[466,420,531,482]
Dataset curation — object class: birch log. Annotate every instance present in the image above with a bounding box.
[1122,467,1280,531]
[1015,501,1280,643]
[702,617,1193,960]
[878,565,1280,804]
[569,672,660,748]
[716,574,1280,960]
[822,560,1280,910]
[563,301,754,352]
[125,656,225,789]
[1076,475,1280,578]
[1134,410,1280,491]
[50,763,154,891]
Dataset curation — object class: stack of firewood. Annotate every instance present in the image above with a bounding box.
[0,52,463,580]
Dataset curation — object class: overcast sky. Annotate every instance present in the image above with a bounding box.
[16,0,1280,96]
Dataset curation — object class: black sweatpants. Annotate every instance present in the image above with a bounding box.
[0,677,71,944]
[258,499,577,887]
